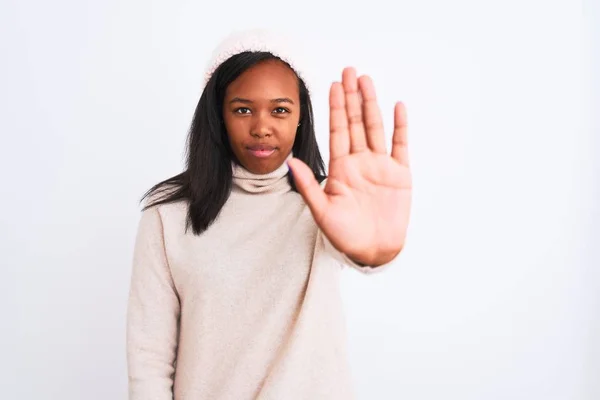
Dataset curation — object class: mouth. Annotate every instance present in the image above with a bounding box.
[246,144,277,158]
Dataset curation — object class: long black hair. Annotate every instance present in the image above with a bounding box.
[141,51,326,235]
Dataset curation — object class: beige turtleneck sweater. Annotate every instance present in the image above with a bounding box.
[126,153,394,400]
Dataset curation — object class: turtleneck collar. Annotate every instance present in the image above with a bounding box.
[232,152,293,194]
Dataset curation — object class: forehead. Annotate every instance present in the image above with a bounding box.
[225,60,299,99]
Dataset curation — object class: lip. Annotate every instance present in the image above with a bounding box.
[247,144,277,151]
[247,147,277,158]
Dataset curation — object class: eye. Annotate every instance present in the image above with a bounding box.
[234,107,251,114]
[273,107,290,114]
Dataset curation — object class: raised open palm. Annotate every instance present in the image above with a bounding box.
[288,67,412,266]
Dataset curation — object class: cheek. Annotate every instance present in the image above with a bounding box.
[223,118,247,143]
[287,119,301,138]
[288,123,298,142]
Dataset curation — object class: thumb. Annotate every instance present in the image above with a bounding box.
[287,157,328,223]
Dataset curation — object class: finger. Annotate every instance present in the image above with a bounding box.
[287,157,329,224]
[358,75,387,154]
[329,82,350,161]
[391,102,409,166]
[342,67,368,153]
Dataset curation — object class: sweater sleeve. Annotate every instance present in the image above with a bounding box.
[319,229,395,274]
[127,206,180,400]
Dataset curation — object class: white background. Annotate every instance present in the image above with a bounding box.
[1,0,598,399]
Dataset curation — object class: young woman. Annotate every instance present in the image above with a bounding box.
[127,30,412,399]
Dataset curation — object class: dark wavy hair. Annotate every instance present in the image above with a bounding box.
[140,51,326,235]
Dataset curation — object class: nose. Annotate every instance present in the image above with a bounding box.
[250,113,273,138]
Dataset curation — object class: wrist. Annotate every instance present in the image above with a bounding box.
[347,247,402,267]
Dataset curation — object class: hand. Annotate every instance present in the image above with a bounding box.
[288,67,412,267]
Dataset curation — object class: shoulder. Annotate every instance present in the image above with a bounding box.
[143,184,177,206]
[141,184,188,226]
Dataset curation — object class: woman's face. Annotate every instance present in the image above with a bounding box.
[223,59,301,175]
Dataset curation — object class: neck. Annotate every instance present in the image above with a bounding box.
[231,152,293,194]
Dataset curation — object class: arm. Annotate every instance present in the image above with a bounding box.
[287,68,411,274]
[127,206,180,399]
[319,229,396,274]
[315,180,399,274]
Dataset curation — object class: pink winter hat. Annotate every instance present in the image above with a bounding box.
[202,28,314,93]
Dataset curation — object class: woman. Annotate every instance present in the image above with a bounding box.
[127,29,412,399]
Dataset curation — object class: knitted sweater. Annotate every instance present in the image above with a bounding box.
[126,154,392,399]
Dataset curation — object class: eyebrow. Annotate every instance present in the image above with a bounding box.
[229,97,295,105]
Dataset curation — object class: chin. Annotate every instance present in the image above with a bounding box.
[247,161,278,174]
[236,149,285,175]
